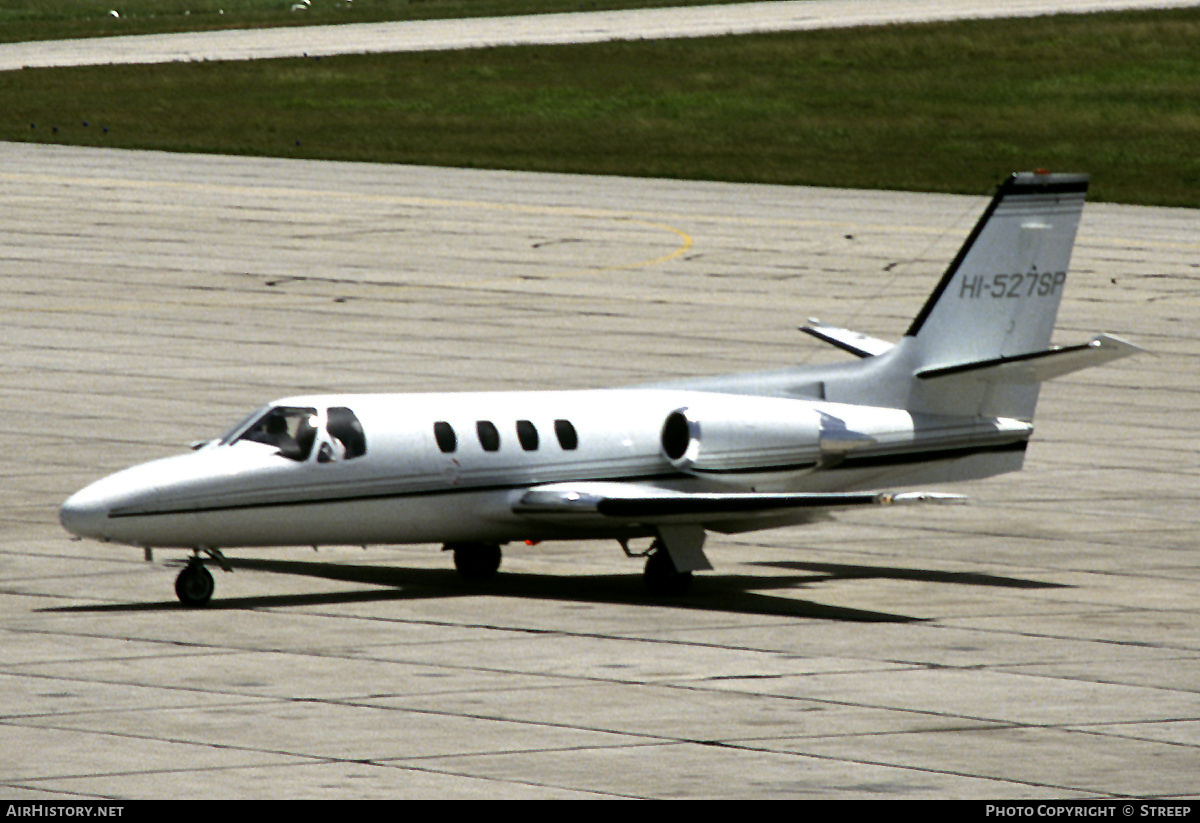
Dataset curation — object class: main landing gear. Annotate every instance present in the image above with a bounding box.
[445,539,693,595]
[448,542,502,581]
[643,542,693,596]
[621,538,695,596]
[444,539,693,595]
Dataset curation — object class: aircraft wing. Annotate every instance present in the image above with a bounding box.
[513,481,964,531]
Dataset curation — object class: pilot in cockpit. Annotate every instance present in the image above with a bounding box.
[231,406,362,463]
[240,409,315,461]
[242,412,289,448]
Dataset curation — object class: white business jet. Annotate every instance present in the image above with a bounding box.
[60,172,1140,606]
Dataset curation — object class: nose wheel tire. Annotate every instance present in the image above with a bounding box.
[175,561,215,607]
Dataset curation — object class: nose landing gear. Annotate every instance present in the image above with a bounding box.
[175,560,215,607]
[173,548,229,607]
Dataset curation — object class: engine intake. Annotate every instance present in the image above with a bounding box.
[661,410,695,462]
[659,400,825,482]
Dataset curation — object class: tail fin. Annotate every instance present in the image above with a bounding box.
[906,172,1088,369]
[898,172,1141,421]
[814,173,1142,421]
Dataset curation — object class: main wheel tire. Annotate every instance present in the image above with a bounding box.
[644,548,692,596]
[451,543,502,581]
[175,562,215,607]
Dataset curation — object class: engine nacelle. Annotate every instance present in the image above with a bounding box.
[659,397,829,484]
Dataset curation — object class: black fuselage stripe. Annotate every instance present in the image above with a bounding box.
[837,438,1027,469]
[106,470,683,518]
[688,461,820,476]
[686,439,1026,476]
[108,440,1027,520]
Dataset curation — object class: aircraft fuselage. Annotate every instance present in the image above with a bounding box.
[60,387,1029,551]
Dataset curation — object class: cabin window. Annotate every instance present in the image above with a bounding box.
[233,406,319,462]
[327,407,367,460]
[516,420,539,451]
[554,419,578,451]
[477,420,500,452]
[434,421,457,453]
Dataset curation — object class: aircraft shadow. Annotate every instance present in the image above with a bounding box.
[752,561,1069,589]
[39,557,928,623]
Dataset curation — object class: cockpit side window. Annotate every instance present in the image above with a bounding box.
[327,407,367,460]
[233,406,318,462]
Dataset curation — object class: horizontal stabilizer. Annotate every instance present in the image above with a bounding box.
[800,320,895,358]
[515,482,965,528]
[916,334,1144,384]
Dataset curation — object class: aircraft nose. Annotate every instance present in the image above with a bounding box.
[60,485,112,541]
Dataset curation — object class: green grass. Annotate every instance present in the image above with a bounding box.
[0,0,743,43]
[4,7,1199,206]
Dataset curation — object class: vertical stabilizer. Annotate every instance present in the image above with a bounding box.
[906,172,1089,369]
[892,172,1090,420]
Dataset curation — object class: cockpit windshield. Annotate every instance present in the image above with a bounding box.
[218,405,271,446]
[221,405,366,463]
[234,406,319,461]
